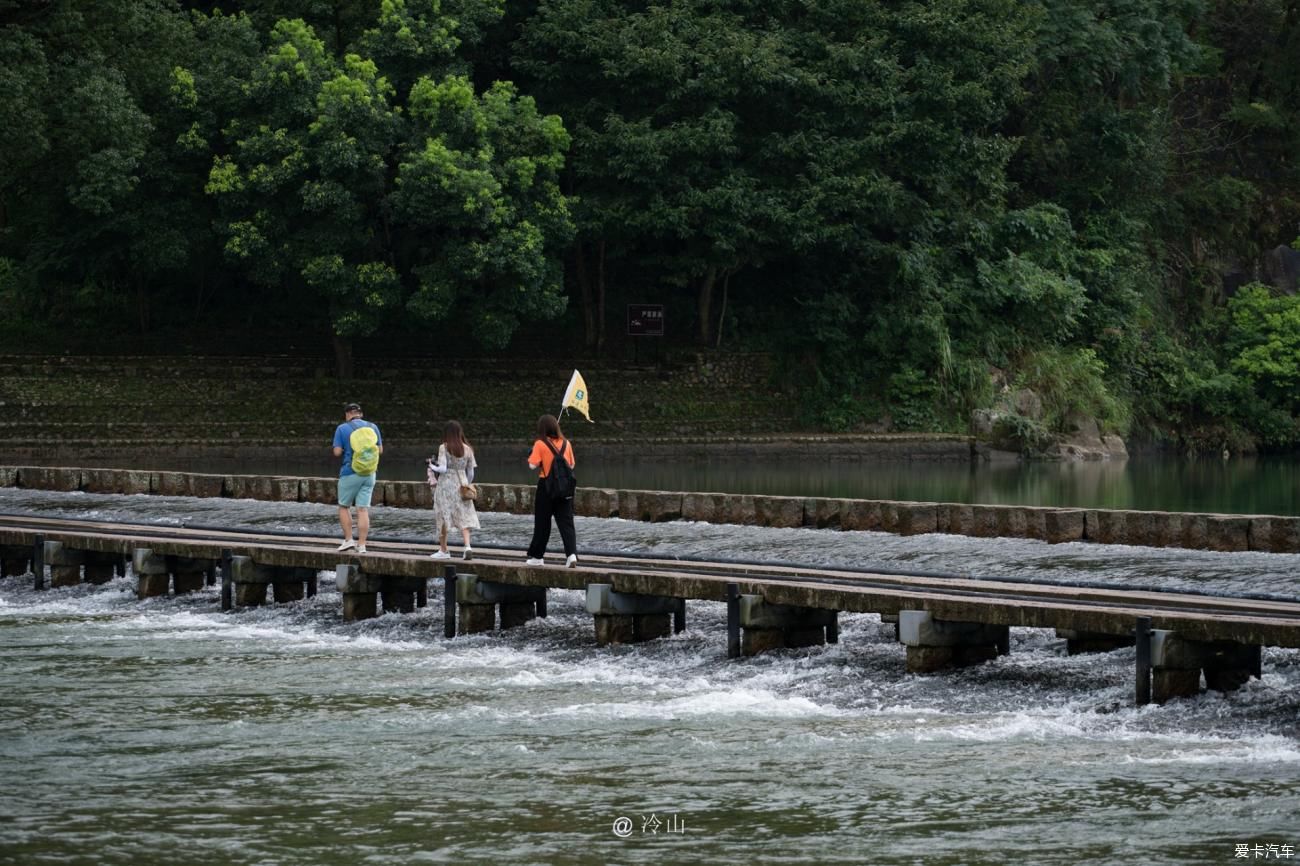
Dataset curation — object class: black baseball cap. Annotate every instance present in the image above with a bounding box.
[344,402,362,413]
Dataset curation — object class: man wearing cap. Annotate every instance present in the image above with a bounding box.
[332,402,383,553]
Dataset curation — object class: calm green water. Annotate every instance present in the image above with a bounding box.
[33,451,1300,515]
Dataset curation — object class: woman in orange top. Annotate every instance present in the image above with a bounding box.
[525,413,578,567]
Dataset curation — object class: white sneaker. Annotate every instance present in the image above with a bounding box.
[336,539,356,551]
[356,545,367,554]
[431,550,451,560]
[525,557,545,566]
[566,554,578,568]
[462,547,473,561]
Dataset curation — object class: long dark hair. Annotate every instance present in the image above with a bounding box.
[536,414,562,440]
[444,420,469,458]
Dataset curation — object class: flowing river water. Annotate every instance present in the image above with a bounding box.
[1,487,1298,865]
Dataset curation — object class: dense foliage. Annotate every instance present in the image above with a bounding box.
[1,0,1298,448]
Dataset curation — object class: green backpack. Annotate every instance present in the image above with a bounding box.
[349,422,380,475]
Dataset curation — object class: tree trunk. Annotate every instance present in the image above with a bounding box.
[575,243,596,350]
[596,240,606,351]
[715,269,731,349]
[575,241,609,352]
[332,333,354,380]
[136,278,150,335]
[696,265,718,345]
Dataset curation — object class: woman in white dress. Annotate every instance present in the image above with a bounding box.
[428,420,480,560]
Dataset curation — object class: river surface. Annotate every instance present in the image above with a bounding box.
[1,488,1298,865]
[27,451,1300,515]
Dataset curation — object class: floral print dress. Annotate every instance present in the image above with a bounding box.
[432,444,480,533]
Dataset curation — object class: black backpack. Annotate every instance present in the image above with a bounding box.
[541,438,577,501]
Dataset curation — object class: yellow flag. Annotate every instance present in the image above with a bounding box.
[562,369,593,422]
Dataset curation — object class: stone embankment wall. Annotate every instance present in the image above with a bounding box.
[0,352,800,450]
[3,466,1297,554]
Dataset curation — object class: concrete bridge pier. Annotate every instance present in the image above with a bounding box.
[585,584,684,645]
[1149,630,1263,703]
[335,565,419,619]
[133,549,170,598]
[336,564,380,620]
[899,610,1010,673]
[134,549,225,598]
[44,541,85,587]
[453,573,546,634]
[380,576,424,614]
[738,594,838,656]
[0,545,30,578]
[228,556,315,607]
[173,557,214,595]
[82,552,120,585]
[1056,629,1136,655]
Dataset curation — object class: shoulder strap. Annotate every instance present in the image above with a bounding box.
[542,437,562,458]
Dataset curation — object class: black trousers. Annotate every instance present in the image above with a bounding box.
[527,480,576,558]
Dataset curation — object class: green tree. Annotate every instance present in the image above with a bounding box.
[518,0,1036,355]
[1228,284,1300,415]
[0,0,202,336]
[195,8,572,375]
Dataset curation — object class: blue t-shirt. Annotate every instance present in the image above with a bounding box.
[333,419,382,477]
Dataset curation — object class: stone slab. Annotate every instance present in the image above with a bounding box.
[896,503,938,536]
[381,481,431,509]
[575,487,618,518]
[1085,510,1125,545]
[1249,516,1300,553]
[754,495,802,528]
[938,503,973,536]
[81,468,152,495]
[970,505,1001,538]
[301,478,338,505]
[154,471,225,499]
[1205,516,1250,552]
[1044,509,1084,543]
[802,498,843,529]
[20,467,81,492]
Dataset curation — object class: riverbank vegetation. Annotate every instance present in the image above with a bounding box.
[2,0,1298,452]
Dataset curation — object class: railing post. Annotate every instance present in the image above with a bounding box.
[1135,616,1152,706]
[220,548,233,611]
[443,565,458,639]
[32,534,45,591]
[726,583,740,659]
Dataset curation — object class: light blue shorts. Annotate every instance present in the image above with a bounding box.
[338,473,376,508]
